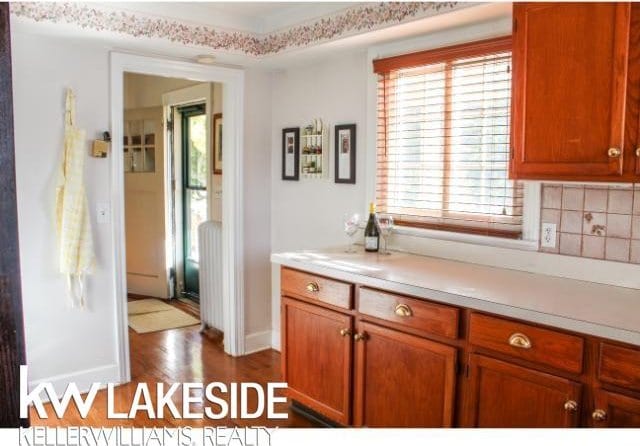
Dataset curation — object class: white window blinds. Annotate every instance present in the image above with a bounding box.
[375,38,523,238]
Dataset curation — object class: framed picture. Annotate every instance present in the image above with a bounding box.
[212,113,223,175]
[282,128,300,181]
[335,124,356,184]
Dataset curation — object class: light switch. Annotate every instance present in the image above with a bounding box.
[541,223,557,248]
[96,202,110,224]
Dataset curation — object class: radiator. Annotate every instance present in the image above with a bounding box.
[198,220,223,331]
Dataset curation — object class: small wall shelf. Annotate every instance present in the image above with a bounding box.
[300,129,328,179]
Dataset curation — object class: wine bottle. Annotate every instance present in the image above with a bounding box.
[364,202,380,252]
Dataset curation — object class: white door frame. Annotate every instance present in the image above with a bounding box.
[110,52,246,383]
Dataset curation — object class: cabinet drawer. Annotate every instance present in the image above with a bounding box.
[281,267,353,309]
[358,288,459,339]
[468,313,584,374]
[599,343,640,391]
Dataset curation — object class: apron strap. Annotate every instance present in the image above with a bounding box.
[65,89,75,128]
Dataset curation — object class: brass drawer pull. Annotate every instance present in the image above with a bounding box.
[354,332,367,342]
[564,400,578,413]
[394,303,413,317]
[608,147,621,158]
[508,332,532,349]
[592,409,607,422]
[339,328,352,337]
[305,282,320,293]
[636,147,640,157]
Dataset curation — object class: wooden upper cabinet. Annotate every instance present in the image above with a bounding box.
[510,2,632,180]
[353,321,457,427]
[466,354,582,427]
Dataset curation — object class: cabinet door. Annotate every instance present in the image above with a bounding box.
[353,321,457,427]
[467,354,582,427]
[592,389,640,427]
[281,297,352,425]
[511,3,631,179]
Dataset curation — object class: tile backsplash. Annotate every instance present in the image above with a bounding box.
[540,184,640,263]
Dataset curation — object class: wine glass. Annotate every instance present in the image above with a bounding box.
[343,213,361,253]
[376,214,394,255]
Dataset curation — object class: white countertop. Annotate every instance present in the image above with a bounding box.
[271,249,640,346]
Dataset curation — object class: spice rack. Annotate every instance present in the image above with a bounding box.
[300,120,329,179]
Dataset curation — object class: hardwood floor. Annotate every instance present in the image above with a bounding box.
[30,301,316,427]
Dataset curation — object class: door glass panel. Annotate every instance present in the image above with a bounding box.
[188,114,207,188]
[185,188,207,263]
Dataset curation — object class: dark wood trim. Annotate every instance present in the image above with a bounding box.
[334,124,356,184]
[394,218,522,240]
[373,35,512,74]
[0,3,28,428]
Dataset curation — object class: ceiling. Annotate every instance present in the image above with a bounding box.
[110,2,359,34]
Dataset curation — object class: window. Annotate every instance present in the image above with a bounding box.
[374,37,523,239]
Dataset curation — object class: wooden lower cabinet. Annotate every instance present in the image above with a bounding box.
[593,389,640,427]
[466,354,582,427]
[279,268,640,427]
[281,297,353,425]
[353,321,457,427]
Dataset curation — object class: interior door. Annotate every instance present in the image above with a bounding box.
[124,106,168,298]
[180,104,207,300]
[0,3,28,427]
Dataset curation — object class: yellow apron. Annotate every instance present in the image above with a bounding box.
[55,89,95,308]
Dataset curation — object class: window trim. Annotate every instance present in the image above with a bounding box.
[372,35,524,240]
[373,36,512,73]
[368,35,539,248]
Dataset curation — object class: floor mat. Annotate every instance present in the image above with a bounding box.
[127,299,200,334]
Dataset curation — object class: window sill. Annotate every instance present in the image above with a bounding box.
[391,224,539,252]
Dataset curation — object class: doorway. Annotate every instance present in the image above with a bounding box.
[178,104,207,302]
[111,53,246,385]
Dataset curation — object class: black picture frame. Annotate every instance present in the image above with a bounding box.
[334,124,356,184]
[282,127,300,181]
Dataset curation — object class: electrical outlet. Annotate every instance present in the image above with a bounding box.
[541,223,557,248]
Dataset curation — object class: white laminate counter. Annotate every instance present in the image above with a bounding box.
[271,249,640,346]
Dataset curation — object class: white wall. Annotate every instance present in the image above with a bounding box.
[11,32,119,389]
[243,69,274,349]
[11,30,274,388]
[270,52,369,252]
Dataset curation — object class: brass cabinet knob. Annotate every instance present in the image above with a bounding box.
[353,332,367,342]
[339,328,352,337]
[592,409,607,422]
[394,303,413,317]
[508,332,532,349]
[305,282,320,293]
[564,400,578,413]
[636,147,640,157]
[608,147,622,158]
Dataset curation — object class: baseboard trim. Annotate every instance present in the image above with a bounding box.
[271,330,281,351]
[28,363,121,400]
[244,330,272,355]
